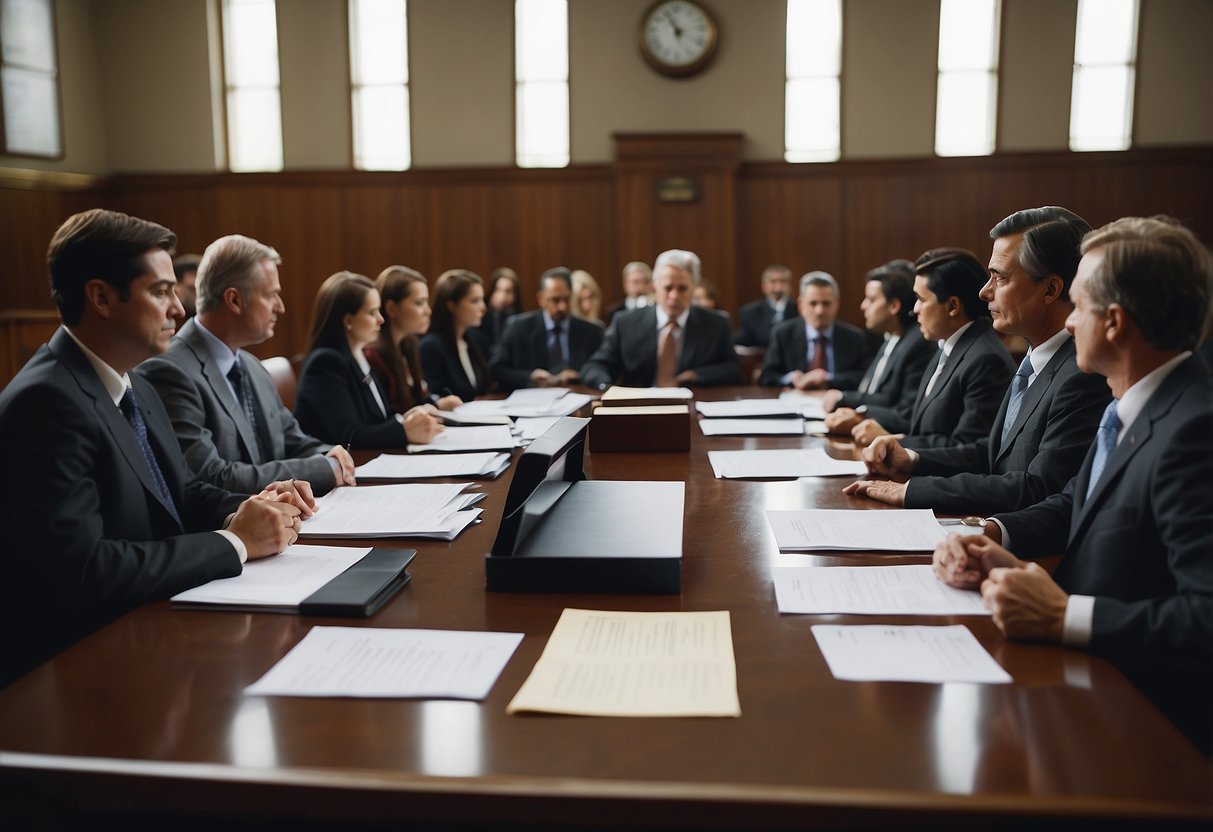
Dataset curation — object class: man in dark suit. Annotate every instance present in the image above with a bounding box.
[581,249,739,389]
[138,234,355,495]
[0,210,307,685]
[759,271,874,389]
[821,260,936,431]
[601,261,653,327]
[735,264,792,348]
[846,207,1111,514]
[849,249,1014,448]
[933,216,1213,755]
[491,267,604,391]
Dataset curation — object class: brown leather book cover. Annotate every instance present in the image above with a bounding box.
[588,404,691,453]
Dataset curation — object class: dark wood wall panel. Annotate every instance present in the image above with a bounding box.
[2,147,1209,373]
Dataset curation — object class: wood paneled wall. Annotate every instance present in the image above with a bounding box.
[2,146,1210,374]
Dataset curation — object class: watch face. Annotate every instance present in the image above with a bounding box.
[641,1,718,76]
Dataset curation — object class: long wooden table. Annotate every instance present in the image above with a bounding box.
[1,387,1210,830]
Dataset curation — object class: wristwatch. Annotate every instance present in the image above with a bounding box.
[960,516,988,530]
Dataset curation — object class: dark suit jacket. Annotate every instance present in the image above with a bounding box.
[905,336,1111,514]
[490,310,605,391]
[473,308,515,346]
[581,306,740,389]
[419,330,494,402]
[759,317,874,389]
[863,318,1013,448]
[0,328,245,684]
[994,354,1213,753]
[295,347,406,449]
[837,323,937,413]
[137,319,336,494]
[735,299,788,348]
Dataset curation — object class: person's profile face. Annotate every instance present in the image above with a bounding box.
[242,259,284,345]
[912,274,950,341]
[451,283,487,331]
[654,265,692,317]
[983,234,1045,338]
[395,281,431,337]
[860,279,891,332]
[1066,249,1109,375]
[108,248,184,362]
[538,279,572,323]
[175,269,197,316]
[343,288,383,349]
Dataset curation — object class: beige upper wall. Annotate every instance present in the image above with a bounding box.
[3,0,1211,177]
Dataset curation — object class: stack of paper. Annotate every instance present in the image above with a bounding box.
[600,386,693,404]
[300,482,484,540]
[409,425,517,453]
[696,399,806,419]
[356,452,511,480]
[172,544,372,610]
[698,418,806,436]
[707,448,866,479]
[776,391,828,419]
[766,508,949,552]
[772,564,990,615]
[513,416,561,440]
[454,389,593,419]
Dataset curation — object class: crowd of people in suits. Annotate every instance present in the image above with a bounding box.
[0,204,1210,755]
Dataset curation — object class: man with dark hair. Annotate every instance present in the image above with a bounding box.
[173,253,201,319]
[821,259,936,431]
[759,271,874,388]
[847,248,1014,447]
[736,264,792,347]
[846,207,1111,514]
[0,210,307,685]
[491,267,605,391]
[138,234,355,494]
[932,215,1213,754]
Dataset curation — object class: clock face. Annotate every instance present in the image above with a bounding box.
[639,0,719,77]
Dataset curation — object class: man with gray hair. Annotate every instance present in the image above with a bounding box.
[581,249,739,388]
[138,234,355,494]
[602,260,654,327]
[759,270,873,388]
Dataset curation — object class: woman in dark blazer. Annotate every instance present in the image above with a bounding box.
[295,271,443,449]
[852,248,1013,448]
[419,269,495,402]
[476,267,521,345]
[364,266,462,415]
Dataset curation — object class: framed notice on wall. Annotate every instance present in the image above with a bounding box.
[1,0,62,158]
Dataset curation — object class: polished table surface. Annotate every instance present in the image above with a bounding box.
[1,387,1210,830]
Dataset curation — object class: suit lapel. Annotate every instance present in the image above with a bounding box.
[184,322,263,463]
[911,322,982,428]
[529,317,548,368]
[993,340,1073,465]
[788,324,808,373]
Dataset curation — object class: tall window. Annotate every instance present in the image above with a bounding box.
[222,0,283,172]
[349,0,410,170]
[785,0,841,163]
[1,0,62,157]
[515,0,568,168]
[1070,0,1138,151]
[935,0,1000,157]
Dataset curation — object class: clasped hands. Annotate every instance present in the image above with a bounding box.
[229,479,319,560]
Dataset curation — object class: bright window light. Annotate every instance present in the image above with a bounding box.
[515,0,569,168]
[1070,0,1138,151]
[1,0,62,157]
[350,0,411,170]
[935,0,1000,157]
[222,0,283,172]
[785,0,842,163]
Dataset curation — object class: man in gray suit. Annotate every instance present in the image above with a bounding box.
[138,235,355,494]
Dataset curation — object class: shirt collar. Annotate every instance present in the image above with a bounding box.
[62,325,129,406]
[1116,351,1192,438]
[542,311,563,331]
[194,317,240,376]
[803,321,835,341]
[939,320,975,357]
[655,306,690,330]
[769,298,787,314]
[1025,329,1071,378]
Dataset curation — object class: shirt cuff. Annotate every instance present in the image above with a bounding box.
[779,371,795,386]
[905,449,919,464]
[216,529,248,564]
[1062,594,1095,648]
[989,517,1011,548]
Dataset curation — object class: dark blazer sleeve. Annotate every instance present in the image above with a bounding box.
[736,301,771,347]
[830,322,875,390]
[838,331,935,412]
[295,348,405,449]
[490,314,540,392]
[682,308,740,386]
[580,317,628,390]
[759,318,801,386]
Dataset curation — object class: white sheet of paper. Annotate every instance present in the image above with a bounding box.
[504,388,569,405]
[440,410,513,427]
[513,416,561,440]
[454,394,591,419]
[299,483,473,537]
[171,544,372,608]
[699,418,805,436]
[805,420,829,436]
[776,390,827,419]
[773,564,990,615]
[811,624,1012,684]
[696,399,806,419]
[506,609,741,717]
[600,386,693,402]
[767,508,949,551]
[410,425,517,453]
[245,626,524,699]
[356,452,510,479]
[707,448,866,479]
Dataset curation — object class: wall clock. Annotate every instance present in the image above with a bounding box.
[638,0,719,78]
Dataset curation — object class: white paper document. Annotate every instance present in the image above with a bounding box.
[506,609,741,717]
[811,624,1012,684]
[805,420,829,436]
[172,544,372,609]
[300,483,481,539]
[767,508,949,552]
[409,425,517,453]
[513,416,561,440]
[440,410,513,427]
[707,448,866,479]
[696,399,806,419]
[776,390,827,419]
[699,418,805,436]
[355,452,510,480]
[600,386,693,402]
[772,564,990,615]
[454,393,592,419]
[245,626,524,699]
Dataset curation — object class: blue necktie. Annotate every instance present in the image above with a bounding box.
[120,387,182,527]
[999,354,1033,450]
[1085,400,1121,500]
[228,360,268,461]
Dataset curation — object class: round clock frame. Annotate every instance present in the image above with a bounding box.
[637,0,720,78]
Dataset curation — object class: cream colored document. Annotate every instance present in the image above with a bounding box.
[507,609,741,717]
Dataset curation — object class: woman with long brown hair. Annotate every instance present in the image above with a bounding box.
[419,269,494,402]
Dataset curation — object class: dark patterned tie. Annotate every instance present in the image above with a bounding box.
[809,335,828,372]
[548,322,566,372]
[227,360,269,462]
[120,387,182,527]
[999,354,1034,451]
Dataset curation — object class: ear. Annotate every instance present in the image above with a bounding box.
[382,298,399,319]
[223,286,242,313]
[1041,275,1065,304]
[887,297,902,317]
[945,295,961,316]
[535,290,545,307]
[1104,303,1129,345]
[83,280,113,319]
